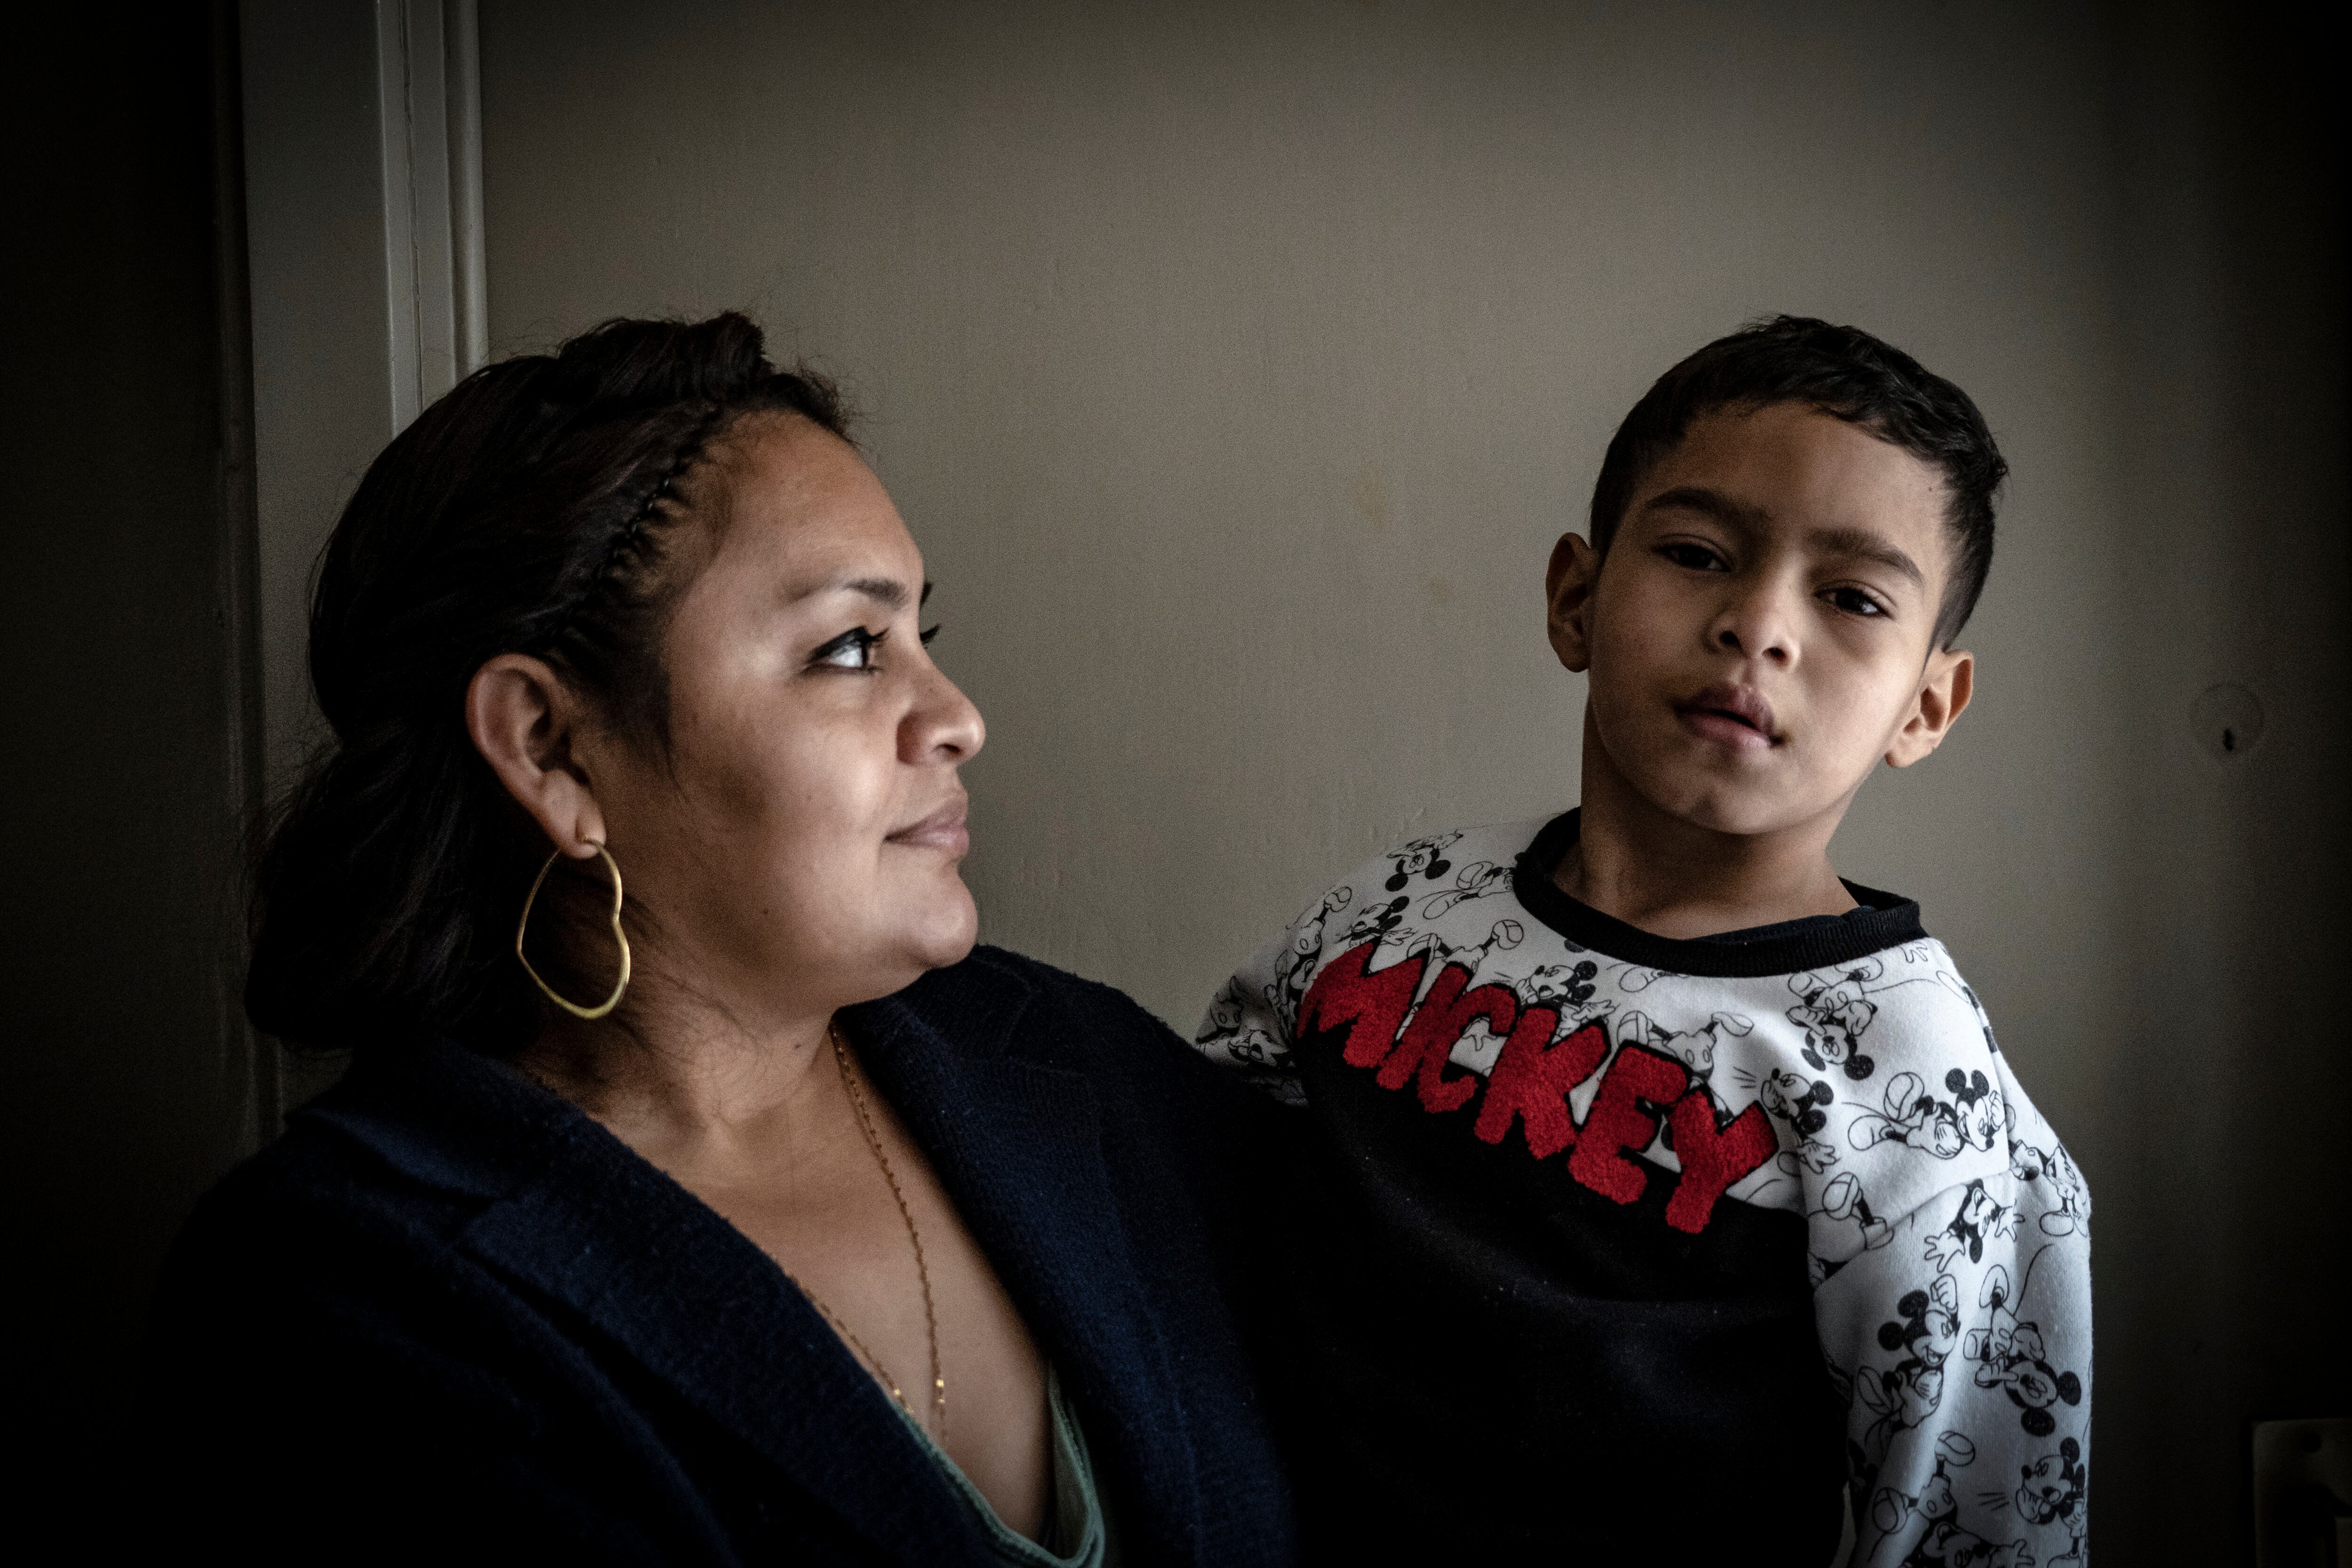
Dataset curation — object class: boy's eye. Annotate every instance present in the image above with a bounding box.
[1824,587,1889,618]
[1658,541,1728,572]
[810,627,887,670]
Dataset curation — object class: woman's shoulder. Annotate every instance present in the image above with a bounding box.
[920,942,1154,1014]
[155,1120,459,1339]
[886,945,1200,1079]
[153,1043,572,1317]
[873,947,1290,1173]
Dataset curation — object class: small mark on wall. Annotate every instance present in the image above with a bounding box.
[2191,682,2265,759]
[1426,576,1453,605]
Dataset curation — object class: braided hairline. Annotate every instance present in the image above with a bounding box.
[545,398,735,649]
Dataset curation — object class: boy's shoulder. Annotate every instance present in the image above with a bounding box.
[1197,811,2077,1256]
[1194,818,1549,1093]
[1205,809,1950,1045]
[1297,816,1556,959]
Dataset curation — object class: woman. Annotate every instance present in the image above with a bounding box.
[140,315,1293,1564]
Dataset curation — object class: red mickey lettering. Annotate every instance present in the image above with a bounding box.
[1661,1096,1777,1234]
[1376,963,1517,1114]
[1474,1012,1606,1159]
[1567,1044,1690,1205]
[1297,941,1427,1072]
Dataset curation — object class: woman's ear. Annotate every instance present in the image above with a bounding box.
[1546,532,1601,673]
[1886,647,1975,767]
[466,654,609,857]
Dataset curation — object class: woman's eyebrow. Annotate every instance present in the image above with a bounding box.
[1808,526,1925,589]
[789,573,914,608]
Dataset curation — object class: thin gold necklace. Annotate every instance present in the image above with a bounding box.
[784,1026,946,1440]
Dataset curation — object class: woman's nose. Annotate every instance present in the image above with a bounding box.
[906,662,985,764]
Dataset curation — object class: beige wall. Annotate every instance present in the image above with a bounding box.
[477,0,2347,1552]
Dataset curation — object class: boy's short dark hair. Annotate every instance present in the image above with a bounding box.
[1589,316,2007,648]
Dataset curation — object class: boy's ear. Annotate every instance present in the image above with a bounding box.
[1546,532,1602,673]
[466,653,611,859]
[1885,647,1975,768]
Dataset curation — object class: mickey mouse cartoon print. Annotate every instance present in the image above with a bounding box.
[1868,1430,2034,1568]
[1195,815,2093,1566]
[1414,858,1513,923]
[1853,1071,2007,1162]
[1964,1262,2085,1438]
[1615,1009,1754,1115]
[1755,1066,1840,1173]
[1273,887,1356,1031]
[2015,1436,2088,1567]
[1788,960,1886,1081]
[1195,974,1295,1098]
[1514,957,1601,1013]
[1382,830,1462,893]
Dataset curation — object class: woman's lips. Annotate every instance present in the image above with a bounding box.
[1675,684,1779,751]
[887,799,970,855]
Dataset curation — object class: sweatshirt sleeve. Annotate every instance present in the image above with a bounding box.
[1807,1010,2094,1565]
[1194,881,1371,1107]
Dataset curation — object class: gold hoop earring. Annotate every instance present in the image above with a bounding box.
[516,842,632,1020]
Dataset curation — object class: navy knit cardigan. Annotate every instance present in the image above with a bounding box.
[139,947,1297,1564]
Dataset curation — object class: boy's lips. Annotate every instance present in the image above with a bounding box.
[1675,684,1779,750]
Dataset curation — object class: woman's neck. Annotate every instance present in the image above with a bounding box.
[517,971,842,1160]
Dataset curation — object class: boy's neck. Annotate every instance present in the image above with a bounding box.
[1558,713,1859,940]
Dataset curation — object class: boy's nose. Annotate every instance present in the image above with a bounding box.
[1711,589,1797,666]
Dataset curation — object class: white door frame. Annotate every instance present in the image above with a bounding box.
[236,0,487,1118]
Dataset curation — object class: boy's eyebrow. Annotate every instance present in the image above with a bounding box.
[1642,486,1772,533]
[1644,487,1927,590]
[1807,527,1926,589]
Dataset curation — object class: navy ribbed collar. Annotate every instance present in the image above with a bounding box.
[1510,809,1927,978]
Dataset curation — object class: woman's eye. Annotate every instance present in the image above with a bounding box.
[1825,587,1888,618]
[810,627,886,670]
[1659,542,1728,572]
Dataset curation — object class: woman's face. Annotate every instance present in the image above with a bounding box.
[591,412,985,1020]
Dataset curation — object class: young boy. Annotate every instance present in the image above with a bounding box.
[1199,318,2090,1565]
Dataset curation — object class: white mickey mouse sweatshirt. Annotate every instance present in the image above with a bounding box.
[1197,811,2090,1566]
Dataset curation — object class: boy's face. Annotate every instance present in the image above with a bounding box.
[1547,402,1974,839]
